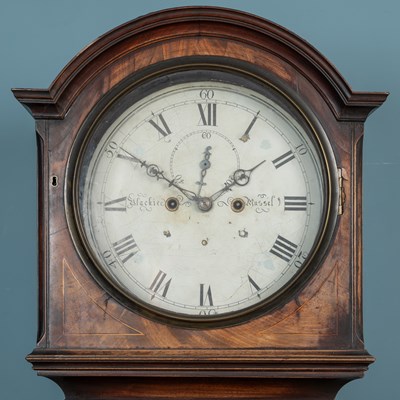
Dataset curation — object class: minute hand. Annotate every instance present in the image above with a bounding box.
[120,148,198,201]
[154,168,199,201]
[210,160,266,202]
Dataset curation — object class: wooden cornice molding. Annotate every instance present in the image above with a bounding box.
[12,7,388,121]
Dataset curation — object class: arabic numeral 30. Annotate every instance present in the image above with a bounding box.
[199,309,217,316]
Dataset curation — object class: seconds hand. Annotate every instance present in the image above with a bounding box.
[196,146,212,197]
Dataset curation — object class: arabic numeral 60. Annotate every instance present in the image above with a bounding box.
[199,89,214,100]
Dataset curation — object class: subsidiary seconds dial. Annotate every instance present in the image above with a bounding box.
[75,70,329,323]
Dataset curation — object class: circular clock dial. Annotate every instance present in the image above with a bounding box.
[76,70,330,322]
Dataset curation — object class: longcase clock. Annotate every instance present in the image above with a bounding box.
[13,7,388,400]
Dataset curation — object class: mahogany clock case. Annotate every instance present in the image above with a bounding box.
[68,60,338,327]
[12,6,388,400]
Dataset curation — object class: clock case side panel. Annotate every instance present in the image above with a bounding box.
[35,120,49,348]
[353,124,366,347]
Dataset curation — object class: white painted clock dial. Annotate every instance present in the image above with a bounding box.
[77,73,328,321]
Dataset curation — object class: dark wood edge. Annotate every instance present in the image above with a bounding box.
[27,349,375,365]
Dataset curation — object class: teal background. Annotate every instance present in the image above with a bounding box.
[0,1,398,398]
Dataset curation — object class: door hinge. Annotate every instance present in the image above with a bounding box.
[338,167,346,215]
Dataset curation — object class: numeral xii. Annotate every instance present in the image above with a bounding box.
[198,103,217,126]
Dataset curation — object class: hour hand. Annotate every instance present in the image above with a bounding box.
[210,160,266,201]
[232,160,266,186]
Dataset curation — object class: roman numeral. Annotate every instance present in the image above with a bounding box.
[270,235,298,263]
[104,196,127,212]
[200,284,214,306]
[248,275,261,293]
[198,103,217,126]
[149,270,172,299]
[148,112,172,138]
[112,234,139,263]
[272,150,295,169]
[284,196,308,211]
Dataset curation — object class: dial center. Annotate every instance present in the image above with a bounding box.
[197,197,213,212]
